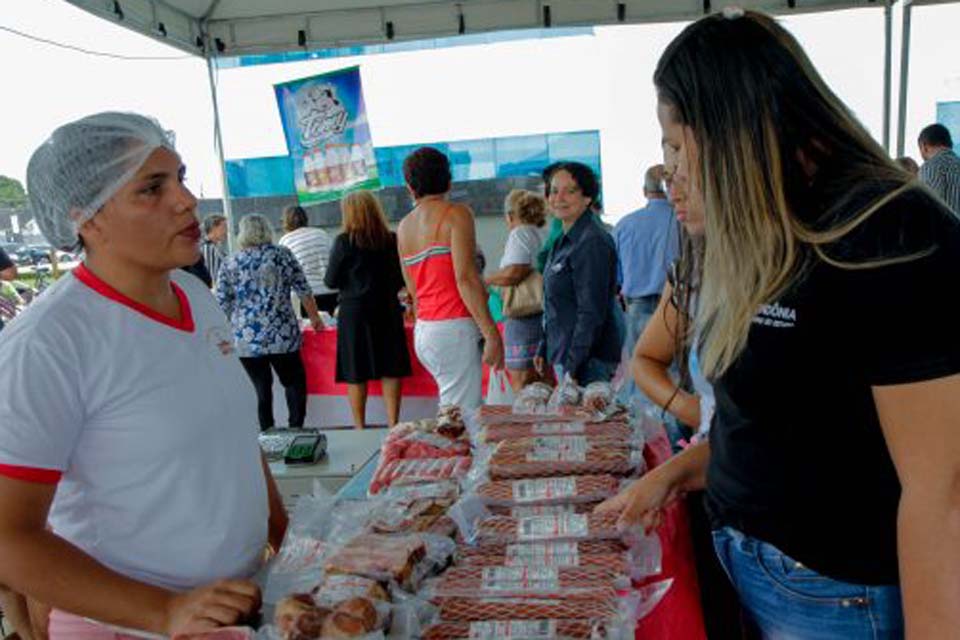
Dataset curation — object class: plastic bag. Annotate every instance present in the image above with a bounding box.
[485,369,515,406]
[450,498,624,546]
[487,446,645,481]
[547,375,582,411]
[369,457,472,496]
[421,565,629,600]
[473,475,622,507]
[510,382,555,415]
[480,420,634,444]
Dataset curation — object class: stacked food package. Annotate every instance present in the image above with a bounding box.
[258,392,672,640]
[369,406,473,495]
[417,384,672,640]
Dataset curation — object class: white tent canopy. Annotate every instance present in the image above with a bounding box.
[60,0,958,226]
[66,0,889,57]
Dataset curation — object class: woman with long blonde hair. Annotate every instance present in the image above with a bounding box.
[600,10,960,638]
[324,190,411,428]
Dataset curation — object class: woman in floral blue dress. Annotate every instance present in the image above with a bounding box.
[217,214,324,428]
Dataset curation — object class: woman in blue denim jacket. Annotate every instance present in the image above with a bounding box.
[600,10,960,639]
[534,162,624,385]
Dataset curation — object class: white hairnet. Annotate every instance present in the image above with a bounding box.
[26,112,176,250]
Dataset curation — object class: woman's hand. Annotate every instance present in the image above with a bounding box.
[164,580,261,637]
[533,356,545,376]
[482,331,505,370]
[596,441,710,532]
[595,467,683,533]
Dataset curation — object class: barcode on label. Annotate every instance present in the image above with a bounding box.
[525,449,587,462]
[531,422,586,435]
[468,620,557,639]
[529,436,589,451]
[481,566,560,591]
[509,504,577,518]
[506,542,580,566]
[511,477,577,502]
[517,514,589,541]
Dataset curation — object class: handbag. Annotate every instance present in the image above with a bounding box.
[501,270,544,318]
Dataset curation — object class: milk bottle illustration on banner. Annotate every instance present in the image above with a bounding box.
[303,152,316,189]
[326,146,343,185]
[350,144,366,180]
[314,150,329,188]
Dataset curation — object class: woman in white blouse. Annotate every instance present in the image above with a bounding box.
[485,189,548,392]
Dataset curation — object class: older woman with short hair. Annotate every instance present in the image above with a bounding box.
[485,189,548,391]
[217,214,323,429]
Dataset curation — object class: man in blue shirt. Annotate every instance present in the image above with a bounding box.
[613,165,679,402]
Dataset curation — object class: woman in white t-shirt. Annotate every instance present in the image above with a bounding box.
[485,189,548,392]
[0,113,287,638]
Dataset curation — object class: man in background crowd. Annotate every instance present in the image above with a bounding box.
[613,164,678,404]
[200,213,228,286]
[918,123,960,213]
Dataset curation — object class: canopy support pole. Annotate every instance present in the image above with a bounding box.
[206,54,236,253]
[896,0,913,157]
[883,1,893,152]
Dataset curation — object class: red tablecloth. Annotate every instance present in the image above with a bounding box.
[302,323,504,399]
[301,325,438,396]
[635,427,707,639]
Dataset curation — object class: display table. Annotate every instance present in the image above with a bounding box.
[333,425,707,638]
[268,427,386,509]
[298,325,439,426]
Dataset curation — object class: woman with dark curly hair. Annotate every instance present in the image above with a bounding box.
[534,162,623,385]
[397,147,503,411]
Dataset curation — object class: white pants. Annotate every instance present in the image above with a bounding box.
[414,318,483,411]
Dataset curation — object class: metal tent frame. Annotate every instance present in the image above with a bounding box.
[60,0,957,226]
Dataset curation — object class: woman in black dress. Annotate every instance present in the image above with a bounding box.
[325,190,412,428]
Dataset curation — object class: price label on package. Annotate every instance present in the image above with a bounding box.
[518,513,589,541]
[529,436,589,451]
[481,566,560,591]
[505,541,580,567]
[525,448,587,462]
[531,422,586,435]
[509,504,577,518]
[469,620,557,639]
[511,477,577,502]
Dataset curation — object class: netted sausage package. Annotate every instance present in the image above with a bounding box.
[470,474,623,508]
[477,420,636,445]
[482,441,645,481]
[419,578,675,639]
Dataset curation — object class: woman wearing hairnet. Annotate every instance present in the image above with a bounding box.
[0,113,287,637]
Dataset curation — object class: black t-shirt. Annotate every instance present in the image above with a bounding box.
[705,186,960,585]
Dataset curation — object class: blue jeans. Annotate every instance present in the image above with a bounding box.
[711,527,904,639]
[554,358,618,386]
[616,296,659,409]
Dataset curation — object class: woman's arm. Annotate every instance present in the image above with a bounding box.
[260,453,288,552]
[449,205,504,369]
[0,478,260,636]
[485,264,532,287]
[632,282,700,428]
[873,374,960,636]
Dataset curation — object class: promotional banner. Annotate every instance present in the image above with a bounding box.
[275,66,380,204]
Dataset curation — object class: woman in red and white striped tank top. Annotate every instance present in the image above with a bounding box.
[397,147,504,410]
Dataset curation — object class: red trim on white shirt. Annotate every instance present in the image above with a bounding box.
[72,264,195,333]
[0,463,62,484]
